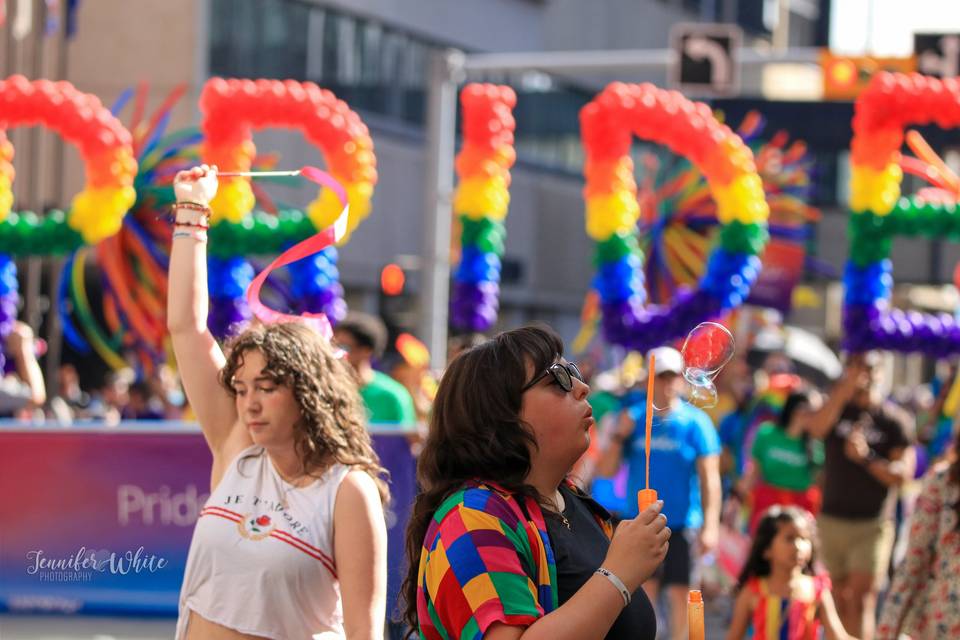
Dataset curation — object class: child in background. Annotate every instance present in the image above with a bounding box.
[726,506,856,640]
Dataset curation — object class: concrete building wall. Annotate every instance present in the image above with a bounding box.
[316,0,696,53]
[64,0,205,196]
[1,0,205,208]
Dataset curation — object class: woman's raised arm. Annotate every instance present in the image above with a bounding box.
[167,165,245,457]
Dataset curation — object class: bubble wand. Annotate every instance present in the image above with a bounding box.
[637,353,658,513]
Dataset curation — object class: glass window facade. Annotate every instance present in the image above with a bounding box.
[208,0,600,174]
[210,0,431,124]
[207,0,835,178]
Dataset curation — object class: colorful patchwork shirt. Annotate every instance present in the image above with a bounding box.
[416,480,612,639]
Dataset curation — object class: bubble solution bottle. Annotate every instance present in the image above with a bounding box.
[688,590,704,640]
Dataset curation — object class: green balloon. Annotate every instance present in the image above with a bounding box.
[595,231,638,266]
[460,216,506,256]
[850,235,892,266]
[719,221,768,256]
[56,222,84,255]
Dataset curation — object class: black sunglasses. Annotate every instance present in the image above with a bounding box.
[521,361,584,393]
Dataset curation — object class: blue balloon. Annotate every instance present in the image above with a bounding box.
[456,247,502,284]
[209,256,254,299]
[0,255,17,295]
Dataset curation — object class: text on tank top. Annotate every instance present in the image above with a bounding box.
[176,445,351,639]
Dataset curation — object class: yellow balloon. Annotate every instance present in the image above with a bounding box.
[344,182,375,235]
[307,186,344,230]
[118,185,136,211]
[849,167,873,212]
[585,191,640,240]
[736,198,769,225]
[454,176,510,219]
[883,162,903,183]
[849,164,900,214]
[82,215,122,244]
[306,180,376,242]
[856,191,870,209]
[0,190,12,223]
[210,181,255,224]
[872,186,900,217]
[728,174,762,204]
[66,186,128,243]
[713,187,738,224]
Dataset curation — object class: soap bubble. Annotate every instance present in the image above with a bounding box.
[680,322,735,408]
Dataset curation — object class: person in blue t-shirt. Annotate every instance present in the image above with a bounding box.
[596,346,721,640]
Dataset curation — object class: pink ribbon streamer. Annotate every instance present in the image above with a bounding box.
[244,166,348,342]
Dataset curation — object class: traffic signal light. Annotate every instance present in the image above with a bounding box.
[380,263,405,297]
[820,50,916,101]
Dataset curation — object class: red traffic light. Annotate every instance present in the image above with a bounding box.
[380,263,405,296]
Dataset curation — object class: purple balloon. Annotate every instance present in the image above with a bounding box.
[0,293,17,339]
[208,297,251,340]
[451,280,502,332]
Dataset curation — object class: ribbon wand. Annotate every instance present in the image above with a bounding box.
[243,165,349,343]
[218,170,302,178]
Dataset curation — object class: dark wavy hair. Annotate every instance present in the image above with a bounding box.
[400,325,564,636]
[219,322,389,504]
[737,505,818,590]
[778,391,818,467]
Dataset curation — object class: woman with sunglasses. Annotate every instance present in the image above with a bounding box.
[401,326,669,640]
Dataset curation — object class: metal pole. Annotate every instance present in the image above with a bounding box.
[864,0,874,55]
[24,1,45,334]
[463,48,674,74]
[43,10,72,404]
[773,0,791,52]
[419,49,463,371]
[461,46,818,75]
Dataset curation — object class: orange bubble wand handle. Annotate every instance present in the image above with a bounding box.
[637,353,658,513]
[688,590,704,640]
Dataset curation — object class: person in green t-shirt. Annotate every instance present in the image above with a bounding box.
[747,390,824,531]
[333,312,416,433]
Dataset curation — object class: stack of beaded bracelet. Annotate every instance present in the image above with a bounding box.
[172,201,211,241]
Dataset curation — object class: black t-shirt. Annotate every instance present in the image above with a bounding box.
[821,401,913,519]
[545,485,657,640]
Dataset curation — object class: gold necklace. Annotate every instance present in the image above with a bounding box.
[554,490,571,530]
[269,458,311,509]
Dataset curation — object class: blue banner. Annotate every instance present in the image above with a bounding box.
[0,424,418,618]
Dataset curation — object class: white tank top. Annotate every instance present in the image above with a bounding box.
[176,445,351,639]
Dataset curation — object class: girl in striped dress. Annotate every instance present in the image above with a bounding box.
[726,506,856,640]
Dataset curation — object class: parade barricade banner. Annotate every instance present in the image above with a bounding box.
[0,423,417,617]
[746,240,806,314]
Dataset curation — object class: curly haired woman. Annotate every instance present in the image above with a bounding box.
[169,165,389,640]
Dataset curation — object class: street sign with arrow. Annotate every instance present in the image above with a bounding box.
[915,33,960,79]
[670,23,742,96]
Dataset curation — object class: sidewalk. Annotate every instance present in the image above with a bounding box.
[0,616,175,640]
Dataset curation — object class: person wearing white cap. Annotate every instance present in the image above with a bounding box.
[596,346,721,640]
